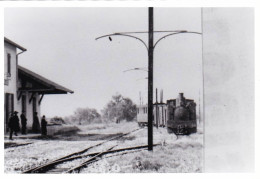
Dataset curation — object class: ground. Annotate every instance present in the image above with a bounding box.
[4,121,203,173]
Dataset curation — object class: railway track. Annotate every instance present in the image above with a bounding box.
[4,142,33,149]
[65,144,160,173]
[66,145,117,173]
[23,128,144,174]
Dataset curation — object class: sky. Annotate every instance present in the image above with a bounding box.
[4,7,202,118]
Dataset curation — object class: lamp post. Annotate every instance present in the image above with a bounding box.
[95,7,201,151]
[148,7,154,150]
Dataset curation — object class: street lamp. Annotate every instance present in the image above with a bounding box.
[96,32,201,51]
[123,67,148,73]
[95,7,201,151]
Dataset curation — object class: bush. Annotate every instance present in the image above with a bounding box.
[64,108,101,125]
[50,116,66,125]
[142,160,162,171]
[132,157,162,171]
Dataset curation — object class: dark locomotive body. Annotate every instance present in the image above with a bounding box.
[166,93,197,135]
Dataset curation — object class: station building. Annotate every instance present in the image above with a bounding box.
[4,37,73,133]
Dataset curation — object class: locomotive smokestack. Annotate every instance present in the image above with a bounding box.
[177,93,184,107]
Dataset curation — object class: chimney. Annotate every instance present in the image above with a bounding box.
[160,89,163,103]
[176,93,184,107]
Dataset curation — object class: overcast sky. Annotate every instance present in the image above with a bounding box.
[4,7,202,117]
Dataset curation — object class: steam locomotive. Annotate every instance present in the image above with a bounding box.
[136,93,197,135]
[166,93,197,135]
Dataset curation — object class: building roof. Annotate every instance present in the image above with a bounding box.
[18,65,74,94]
[4,37,27,51]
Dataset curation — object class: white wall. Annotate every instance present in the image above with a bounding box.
[4,42,41,131]
[203,8,254,172]
[4,42,17,106]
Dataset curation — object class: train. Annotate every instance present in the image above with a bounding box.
[136,93,197,135]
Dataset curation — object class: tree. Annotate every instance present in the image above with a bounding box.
[102,93,137,122]
[74,108,101,125]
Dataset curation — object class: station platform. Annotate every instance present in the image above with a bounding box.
[4,133,41,141]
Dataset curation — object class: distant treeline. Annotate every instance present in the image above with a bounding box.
[51,93,137,125]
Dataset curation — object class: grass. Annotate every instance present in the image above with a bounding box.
[80,121,203,173]
[4,121,203,173]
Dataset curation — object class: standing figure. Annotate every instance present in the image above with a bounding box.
[32,112,40,133]
[8,113,14,140]
[41,115,47,136]
[20,111,27,134]
[8,111,20,140]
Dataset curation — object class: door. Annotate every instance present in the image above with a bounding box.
[21,95,26,116]
[5,93,14,133]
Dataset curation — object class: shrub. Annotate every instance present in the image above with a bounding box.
[50,116,66,125]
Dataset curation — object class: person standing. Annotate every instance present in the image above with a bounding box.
[32,112,40,133]
[41,115,47,136]
[13,111,20,136]
[8,112,14,140]
[20,111,27,134]
[8,111,20,140]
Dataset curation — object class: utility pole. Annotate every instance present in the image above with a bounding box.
[155,88,158,129]
[95,8,201,152]
[148,7,154,151]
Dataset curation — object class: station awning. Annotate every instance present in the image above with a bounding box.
[18,65,74,94]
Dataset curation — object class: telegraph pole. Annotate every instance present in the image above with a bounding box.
[148,7,154,151]
[95,7,201,151]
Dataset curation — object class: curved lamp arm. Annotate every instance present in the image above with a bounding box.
[153,31,202,49]
[96,31,201,52]
[96,33,148,51]
[106,30,187,34]
[123,68,148,73]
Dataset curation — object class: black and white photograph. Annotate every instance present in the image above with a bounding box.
[2,1,257,176]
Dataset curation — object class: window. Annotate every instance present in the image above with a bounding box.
[7,53,11,77]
